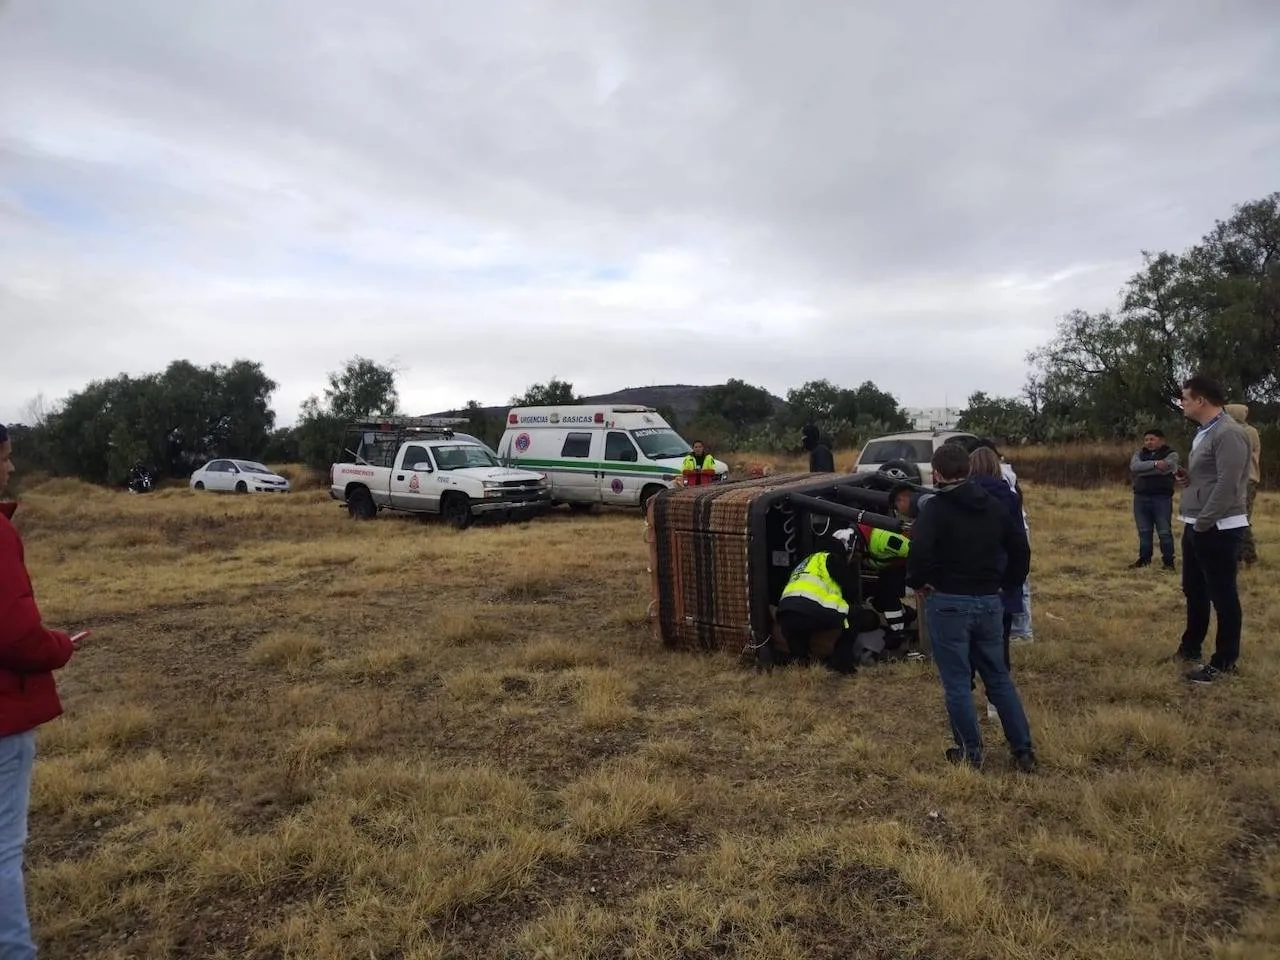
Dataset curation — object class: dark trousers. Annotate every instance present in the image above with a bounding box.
[1179,524,1246,669]
[870,567,910,649]
[1240,480,1258,563]
[776,609,859,674]
[1133,493,1175,564]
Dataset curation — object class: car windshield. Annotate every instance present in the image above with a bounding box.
[431,443,499,470]
[858,439,934,464]
[630,428,690,459]
[233,461,273,474]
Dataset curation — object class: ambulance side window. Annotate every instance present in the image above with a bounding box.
[605,431,638,462]
[561,433,592,458]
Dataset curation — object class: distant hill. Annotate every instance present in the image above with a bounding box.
[430,383,788,428]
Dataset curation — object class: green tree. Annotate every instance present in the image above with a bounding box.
[294,356,401,471]
[1027,191,1280,440]
[956,391,1035,441]
[696,379,775,432]
[323,356,400,422]
[511,378,577,406]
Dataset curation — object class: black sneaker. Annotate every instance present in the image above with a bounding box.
[1013,750,1038,774]
[1128,559,1151,569]
[1186,664,1236,684]
[1162,561,1176,571]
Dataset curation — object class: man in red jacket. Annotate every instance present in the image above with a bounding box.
[1,425,86,957]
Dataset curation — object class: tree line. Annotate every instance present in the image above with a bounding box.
[5,192,1275,485]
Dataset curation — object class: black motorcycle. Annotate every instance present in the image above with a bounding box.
[126,463,156,495]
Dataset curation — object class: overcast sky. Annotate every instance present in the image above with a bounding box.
[2,0,1277,426]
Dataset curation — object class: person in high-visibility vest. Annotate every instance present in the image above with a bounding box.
[775,528,862,673]
[858,519,913,649]
[680,441,718,486]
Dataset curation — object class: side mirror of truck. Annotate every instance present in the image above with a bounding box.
[412,461,433,472]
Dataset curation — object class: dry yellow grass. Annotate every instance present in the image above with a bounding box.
[11,471,1280,958]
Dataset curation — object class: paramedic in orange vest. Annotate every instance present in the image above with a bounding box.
[681,441,718,486]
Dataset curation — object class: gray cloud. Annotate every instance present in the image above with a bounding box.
[2,0,1277,424]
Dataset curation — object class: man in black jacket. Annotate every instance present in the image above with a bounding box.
[906,443,1036,771]
[1129,428,1179,570]
[801,423,835,472]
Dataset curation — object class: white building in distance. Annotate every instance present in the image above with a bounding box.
[903,406,963,431]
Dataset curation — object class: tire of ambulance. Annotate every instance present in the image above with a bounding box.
[442,492,473,530]
[877,459,923,485]
[639,484,665,512]
[347,486,376,520]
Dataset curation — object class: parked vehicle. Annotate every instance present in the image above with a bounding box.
[126,461,156,495]
[190,459,292,493]
[850,430,979,487]
[329,417,550,528]
[497,404,727,511]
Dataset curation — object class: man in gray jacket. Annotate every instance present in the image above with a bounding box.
[1171,375,1253,683]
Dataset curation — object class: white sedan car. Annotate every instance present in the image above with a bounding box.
[189,459,292,494]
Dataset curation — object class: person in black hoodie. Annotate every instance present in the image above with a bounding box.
[1128,428,1179,570]
[801,423,835,473]
[906,442,1036,771]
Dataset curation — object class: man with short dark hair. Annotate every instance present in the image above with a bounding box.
[907,442,1035,771]
[1129,427,1179,570]
[1171,375,1252,683]
[680,440,718,486]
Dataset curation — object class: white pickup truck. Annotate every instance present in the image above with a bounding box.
[329,417,551,529]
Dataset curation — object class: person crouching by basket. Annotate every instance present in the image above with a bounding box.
[773,528,863,674]
[906,442,1036,772]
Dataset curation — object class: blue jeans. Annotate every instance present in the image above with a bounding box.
[925,593,1034,762]
[1010,580,1032,637]
[1133,493,1175,564]
[0,732,36,959]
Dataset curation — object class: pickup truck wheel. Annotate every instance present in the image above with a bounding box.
[443,492,472,530]
[347,487,376,520]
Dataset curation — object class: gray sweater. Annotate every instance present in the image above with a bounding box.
[1179,415,1252,530]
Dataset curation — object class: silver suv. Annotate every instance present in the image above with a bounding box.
[850,430,979,488]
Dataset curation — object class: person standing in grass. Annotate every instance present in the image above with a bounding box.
[0,424,87,958]
[1171,376,1252,683]
[907,442,1036,771]
[1224,404,1261,566]
[1128,427,1179,570]
[967,447,1026,721]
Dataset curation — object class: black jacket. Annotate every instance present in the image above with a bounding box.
[805,442,835,472]
[905,479,1030,597]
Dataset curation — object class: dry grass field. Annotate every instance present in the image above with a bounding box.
[11,467,1280,959]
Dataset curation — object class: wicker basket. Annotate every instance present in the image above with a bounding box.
[645,474,902,655]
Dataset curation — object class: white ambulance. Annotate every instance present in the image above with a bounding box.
[497,404,728,510]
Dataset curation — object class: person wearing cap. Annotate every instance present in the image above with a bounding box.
[774,528,862,673]
[0,424,86,956]
[801,424,835,473]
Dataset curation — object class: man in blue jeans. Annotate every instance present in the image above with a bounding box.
[907,442,1036,771]
[1129,427,1179,570]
